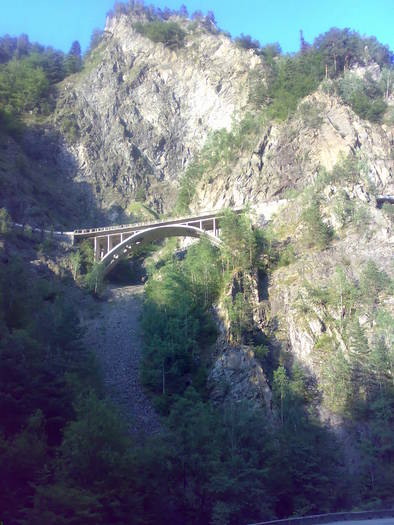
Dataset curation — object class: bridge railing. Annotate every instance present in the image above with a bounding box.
[247,508,394,525]
[73,208,243,235]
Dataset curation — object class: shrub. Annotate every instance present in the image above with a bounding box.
[278,243,296,267]
[337,72,387,123]
[134,21,186,49]
[84,262,105,296]
[177,114,265,212]
[60,116,79,142]
[234,33,260,51]
[260,42,282,62]
[333,190,355,227]
[330,153,363,184]
[0,207,12,234]
[264,53,322,121]
[350,92,386,122]
[359,260,391,302]
[352,203,371,230]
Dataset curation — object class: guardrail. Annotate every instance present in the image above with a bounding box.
[247,508,394,525]
[13,223,73,237]
[73,208,244,235]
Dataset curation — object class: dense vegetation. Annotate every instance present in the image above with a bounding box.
[138,209,393,520]
[264,154,394,505]
[250,28,393,123]
[134,20,186,49]
[0,34,82,136]
[1,211,393,523]
[138,212,349,523]
[0,216,343,525]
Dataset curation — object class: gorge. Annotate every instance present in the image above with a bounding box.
[0,2,393,524]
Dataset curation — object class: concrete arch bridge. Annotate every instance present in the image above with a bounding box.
[72,209,242,274]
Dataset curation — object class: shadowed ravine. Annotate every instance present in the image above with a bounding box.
[83,284,162,435]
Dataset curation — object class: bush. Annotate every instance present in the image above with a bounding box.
[234,33,260,51]
[330,153,364,184]
[337,72,387,123]
[134,21,186,49]
[278,243,296,267]
[84,262,105,296]
[0,207,11,234]
[60,116,79,142]
[350,92,387,122]
[264,53,323,121]
[0,55,50,113]
[177,114,265,212]
[333,190,355,227]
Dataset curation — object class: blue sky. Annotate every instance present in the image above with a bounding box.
[1,0,393,54]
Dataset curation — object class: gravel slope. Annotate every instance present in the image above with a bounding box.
[83,284,162,436]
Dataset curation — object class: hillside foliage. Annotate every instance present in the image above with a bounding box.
[0,34,81,136]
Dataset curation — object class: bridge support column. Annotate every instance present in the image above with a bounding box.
[107,235,110,255]
[213,218,216,237]
[94,237,98,262]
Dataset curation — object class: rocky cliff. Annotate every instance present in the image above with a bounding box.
[54,13,263,219]
[192,90,393,212]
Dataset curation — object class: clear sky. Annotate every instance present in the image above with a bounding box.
[1,0,393,54]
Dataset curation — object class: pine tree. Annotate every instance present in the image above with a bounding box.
[64,40,82,75]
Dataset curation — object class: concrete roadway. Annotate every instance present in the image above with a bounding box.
[324,518,394,525]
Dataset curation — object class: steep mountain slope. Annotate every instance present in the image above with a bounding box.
[54,13,263,219]
[192,90,393,211]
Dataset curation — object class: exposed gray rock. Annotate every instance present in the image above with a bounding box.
[208,335,272,414]
[54,14,264,219]
[193,91,393,212]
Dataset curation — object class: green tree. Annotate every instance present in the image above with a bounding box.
[64,40,82,74]
[0,207,11,233]
[134,21,186,49]
[273,365,289,425]
[301,198,333,249]
[84,262,105,296]
[69,249,81,280]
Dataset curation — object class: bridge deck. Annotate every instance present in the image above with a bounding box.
[73,208,243,239]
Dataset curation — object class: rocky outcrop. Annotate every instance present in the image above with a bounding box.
[207,271,273,413]
[193,91,393,212]
[267,200,393,373]
[54,14,264,219]
[208,334,272,414]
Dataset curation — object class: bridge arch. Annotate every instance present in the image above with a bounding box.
[102,224,221,275]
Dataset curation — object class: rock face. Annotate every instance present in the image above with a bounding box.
[193,91,393,212]
[267,206,393,373]
[208,333,272,414]
[54,14,263,219]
